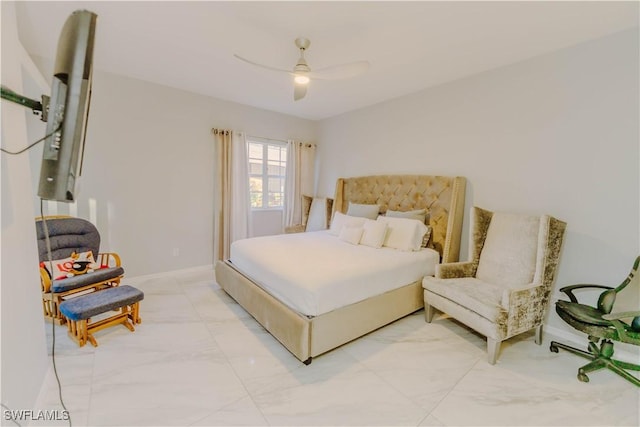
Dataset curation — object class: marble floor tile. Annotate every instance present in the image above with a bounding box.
[343,328,483,412]
[419,414,445,426]
[132,275,183,295]
[86,378,248,427]
[139,293,201,323]
[31,380,91,427]
[430,353,640,426]
[33,268,638,426]
[249,350,429,426]
[190,396,268,426]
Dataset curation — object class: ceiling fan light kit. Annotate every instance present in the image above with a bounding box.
[234,37,369,101]
[294,74,310,84]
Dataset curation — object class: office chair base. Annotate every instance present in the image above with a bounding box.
[550,339,640,387]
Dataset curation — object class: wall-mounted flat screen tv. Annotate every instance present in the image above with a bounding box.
[38,10,97,202]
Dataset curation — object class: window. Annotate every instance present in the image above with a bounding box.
[248,139,287,209]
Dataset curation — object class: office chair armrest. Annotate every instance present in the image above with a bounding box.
[96,252,122,268]
[557,284,613,303]
[436,261,477,279]
[602,311,640,321]
[40,266,52,293]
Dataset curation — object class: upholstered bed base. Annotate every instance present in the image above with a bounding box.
[216,174,466,364]
[215,259,424,364]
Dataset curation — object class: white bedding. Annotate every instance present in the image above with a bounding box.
[229,231,439,317]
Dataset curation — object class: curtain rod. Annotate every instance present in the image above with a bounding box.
[247,134,288,144]
[212,128,315,147]
[210,128,229,135]
[249,135,316,149]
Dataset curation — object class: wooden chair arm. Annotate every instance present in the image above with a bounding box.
[97,252,122,268]
[39,267,52,293]
[557,284,613,303]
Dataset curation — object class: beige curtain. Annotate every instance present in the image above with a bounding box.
[212,128,250,261]
[300,143,316,198]
[283,141,316,228]
[284,140,301,227]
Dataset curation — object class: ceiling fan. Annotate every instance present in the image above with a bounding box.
[234,37,370,101]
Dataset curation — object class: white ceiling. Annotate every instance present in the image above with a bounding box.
[14,1,639,121]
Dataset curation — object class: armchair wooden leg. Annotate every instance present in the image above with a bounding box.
[487,338,501,365]
[424,303,435,323]
[535,324,543,345]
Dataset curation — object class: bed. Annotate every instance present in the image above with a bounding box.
[215,175,466,364]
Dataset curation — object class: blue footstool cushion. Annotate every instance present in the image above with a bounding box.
[59,285,144,321]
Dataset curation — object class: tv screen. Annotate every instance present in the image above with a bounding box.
[38,10,97,202]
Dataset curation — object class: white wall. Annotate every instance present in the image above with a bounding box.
[29,63,317,277]
[1,1,49,415]
[317,29,639,336]
[252,209,284,237]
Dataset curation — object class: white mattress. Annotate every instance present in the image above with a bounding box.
[229,231,439,317]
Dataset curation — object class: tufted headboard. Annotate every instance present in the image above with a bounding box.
[333,175,466,263]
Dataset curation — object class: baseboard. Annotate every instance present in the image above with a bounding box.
[544,324,583,344]
[122,264,214,285]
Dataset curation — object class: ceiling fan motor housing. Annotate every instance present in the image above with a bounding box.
[294,38,311,73]
[295,37,310,50]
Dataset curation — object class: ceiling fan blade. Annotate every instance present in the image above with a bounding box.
[309,60,370,80]
[234,54,292,74]
[294,83,307,101]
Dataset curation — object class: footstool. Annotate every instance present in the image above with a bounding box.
[59,285,144,347]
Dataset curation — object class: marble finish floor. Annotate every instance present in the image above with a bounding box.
[34,268,639,426]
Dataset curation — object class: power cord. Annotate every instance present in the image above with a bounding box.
[1,124,61,155]
[40,201,72,427]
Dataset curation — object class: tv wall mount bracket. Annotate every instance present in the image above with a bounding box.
[1,85,49,122]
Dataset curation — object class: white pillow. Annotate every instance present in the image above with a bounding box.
[377,216,428,251]
[346,202,380,219]
[339,226,364,245]
[329,212,367,236]
[306,198,328,232]
[360,219,388,249]
[386,209,427,224]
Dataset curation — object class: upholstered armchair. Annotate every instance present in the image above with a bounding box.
[422,206,566,364]
[35,216,125,323]
[284,195,333,233]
